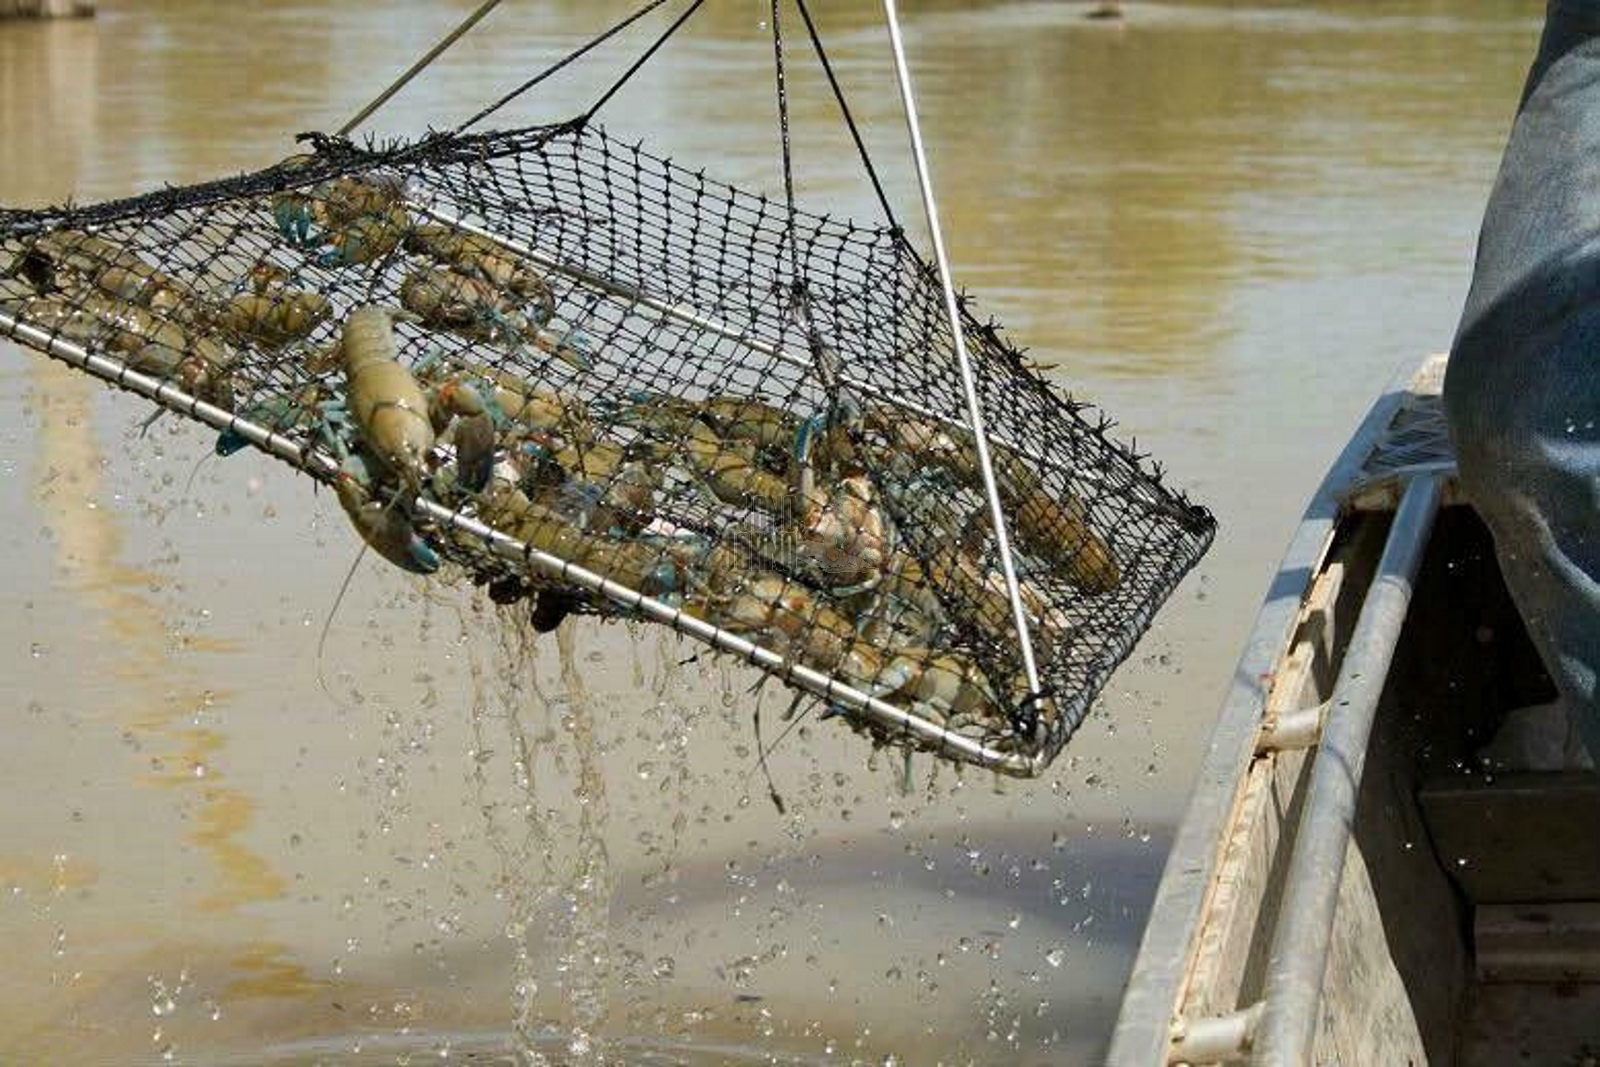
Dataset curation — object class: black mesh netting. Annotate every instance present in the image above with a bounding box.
[0,120,1215,774]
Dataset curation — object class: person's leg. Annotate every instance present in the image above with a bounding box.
[1451,314,1600,760]
[1446,0,1600,761]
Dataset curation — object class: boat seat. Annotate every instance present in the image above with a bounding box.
[1417,771,1600,905]
[1421,772,1600,987]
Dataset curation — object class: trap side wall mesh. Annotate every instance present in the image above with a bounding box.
[0,122,1215,774]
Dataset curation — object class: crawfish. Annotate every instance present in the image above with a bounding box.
[82,292,228,365]
[64,291,237,407]
[794,472,888,590]
[415,353,596,444]
[125,343,236,410]
[319,207,408,268]
[403,224,557,322]
[1009,487,1120,595]
[318,174,407,228]
[399,266,517,335]
[340,306,434,494]
[699,396,804,459]
[852,551,947,649]
[12,230,195,317]
[920,535,1073,652]
[515,433,658,533]
[400,266,590,372]
[877,649,1011,732]
[493,377,595,442]
[210,283,332,349]
[479,483,685,599]
[624,399,807,516]
[866,409,1120,594]
[332,452,441,575]
[2,296,108,346]
[684,572,879,679]
[687,420,807,514]
[272,165,407,249]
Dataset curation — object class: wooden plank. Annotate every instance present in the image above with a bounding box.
[1477,902,1600,983]
[1313,837,1432,1066]
[1419,772,1600,904]
[1175,517,1386,1026]
[1177,554,1342,1020]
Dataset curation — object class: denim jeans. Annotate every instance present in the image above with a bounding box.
[1445,0,1600,757]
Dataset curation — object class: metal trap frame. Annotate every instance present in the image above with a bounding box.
[0,4,1214,776]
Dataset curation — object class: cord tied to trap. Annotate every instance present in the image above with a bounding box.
[0,0,1214,776]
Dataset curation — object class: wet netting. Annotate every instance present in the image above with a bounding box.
[0,5,1214,776]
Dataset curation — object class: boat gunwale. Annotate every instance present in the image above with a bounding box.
[1106,354,1440,1065]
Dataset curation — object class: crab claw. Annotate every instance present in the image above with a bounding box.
[532,325,595,372]
[451,411,497,493]
[333,465,440,576]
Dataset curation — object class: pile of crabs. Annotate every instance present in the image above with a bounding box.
[0,169,1122,740]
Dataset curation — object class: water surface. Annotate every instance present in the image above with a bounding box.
[0,1,1540,1062]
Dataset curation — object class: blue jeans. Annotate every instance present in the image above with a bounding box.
[1445,0,1600,758]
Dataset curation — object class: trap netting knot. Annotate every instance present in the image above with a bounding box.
[0,119,1215,775]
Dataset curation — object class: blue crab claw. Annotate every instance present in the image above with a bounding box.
[518,436,557,465]
[214,428,250,457]
[793,393,864,466]
[647,557,680,597]
[532,325,595,372]
[333,457,441,576]
[216,393,313,457]
[793,413,827,467]
[311,399,357,462]
[392,530,442,575]
[272,198,314,246]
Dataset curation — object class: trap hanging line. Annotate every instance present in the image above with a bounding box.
[0,1,1215,776]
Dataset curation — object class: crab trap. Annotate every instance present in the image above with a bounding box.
[0,2,1214,776]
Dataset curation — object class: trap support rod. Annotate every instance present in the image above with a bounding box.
[880,0,1044,709]
[338,0,508,137]
[0,309,1042,778]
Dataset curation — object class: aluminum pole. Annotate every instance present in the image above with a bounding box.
[880,0,1044,712]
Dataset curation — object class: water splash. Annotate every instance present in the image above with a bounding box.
[460,599,621,1066]
[552,622,614,1067]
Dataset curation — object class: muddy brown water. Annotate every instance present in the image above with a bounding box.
[0,0,1540,1062]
